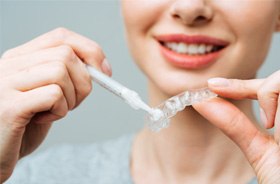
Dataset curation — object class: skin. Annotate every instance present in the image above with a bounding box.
[121,0,280,183]
[0,28,111,182]
[122,0,279,95]
[1,0,280,183]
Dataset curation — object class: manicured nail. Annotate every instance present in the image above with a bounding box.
[101,58,112,76]
[259,107,268,127]
[208,78,229,87]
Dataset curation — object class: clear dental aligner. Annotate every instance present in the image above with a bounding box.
[146,88,217,132]
[86,65,217,132]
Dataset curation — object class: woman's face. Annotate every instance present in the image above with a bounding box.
[121,0,280,96]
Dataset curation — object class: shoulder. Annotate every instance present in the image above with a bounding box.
[5,134,135,184]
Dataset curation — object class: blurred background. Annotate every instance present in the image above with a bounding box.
[1,0,280,154]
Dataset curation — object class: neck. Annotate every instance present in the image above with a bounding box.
[131,82,256,184]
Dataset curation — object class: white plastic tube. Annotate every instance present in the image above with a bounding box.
[86,65,154,114]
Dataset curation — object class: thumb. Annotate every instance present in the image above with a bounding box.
[192,97,269,166]
[207,78,264,100]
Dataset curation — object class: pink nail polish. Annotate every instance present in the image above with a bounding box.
[101,59,112,76]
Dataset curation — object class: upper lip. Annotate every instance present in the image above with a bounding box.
[155,34,229,46]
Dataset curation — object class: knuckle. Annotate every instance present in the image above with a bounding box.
[76,84,92,104]
[81,72,93,96]
[48,62,69,84]
[51,27,71,41]
[58,45,75,61]
[48,84,64,101]
[76,82,92,106]
[57,107,68,119]
[56,99,68,118]
[91,43,102,53]
[82,81,92,97]
[61,107,68,117]
[52,62,68,81]
[87,43,105,63]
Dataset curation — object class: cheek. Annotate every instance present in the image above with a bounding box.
[121,0,172,76]
[223,1,277,42]
[228,0,276,40]
[218,1,277,77]
[121,0,168,34]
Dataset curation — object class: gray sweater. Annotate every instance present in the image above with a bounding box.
[5,134,258,184]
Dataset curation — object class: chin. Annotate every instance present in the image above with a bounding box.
[149,72,211,97]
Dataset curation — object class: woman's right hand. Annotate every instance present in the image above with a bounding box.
[0,28,111,182]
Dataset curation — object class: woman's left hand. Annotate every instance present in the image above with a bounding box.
[193,71,280,184]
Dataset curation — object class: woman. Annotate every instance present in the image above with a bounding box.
[1,0,280,183]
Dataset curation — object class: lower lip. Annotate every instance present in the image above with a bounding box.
[158,43,223,69]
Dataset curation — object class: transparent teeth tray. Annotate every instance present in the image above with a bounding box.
[146,88,217,132]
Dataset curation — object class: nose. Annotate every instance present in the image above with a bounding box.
[170,0,213,26]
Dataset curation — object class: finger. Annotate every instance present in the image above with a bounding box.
[1,28,106,69]
[4,62,76,110]
[17,84,68,127]
[255,72,280,129]
[207,77,264,100]
[2,46,93,107]
[207,77,278,129]
[192,97,269,165]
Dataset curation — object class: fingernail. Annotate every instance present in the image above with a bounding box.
[101,58,112,76]
[208,78,229,87]
[259,107,268,127]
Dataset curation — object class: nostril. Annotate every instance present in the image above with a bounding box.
[173,14,180,19]
[194,15,210,25]
[195,16,206,22]
[172,13,209,26]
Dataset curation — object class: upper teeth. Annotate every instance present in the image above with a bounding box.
[164,42,217,55]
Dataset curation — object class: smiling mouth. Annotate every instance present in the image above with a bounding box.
[160,42,225,56]
[155,34,229,69]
